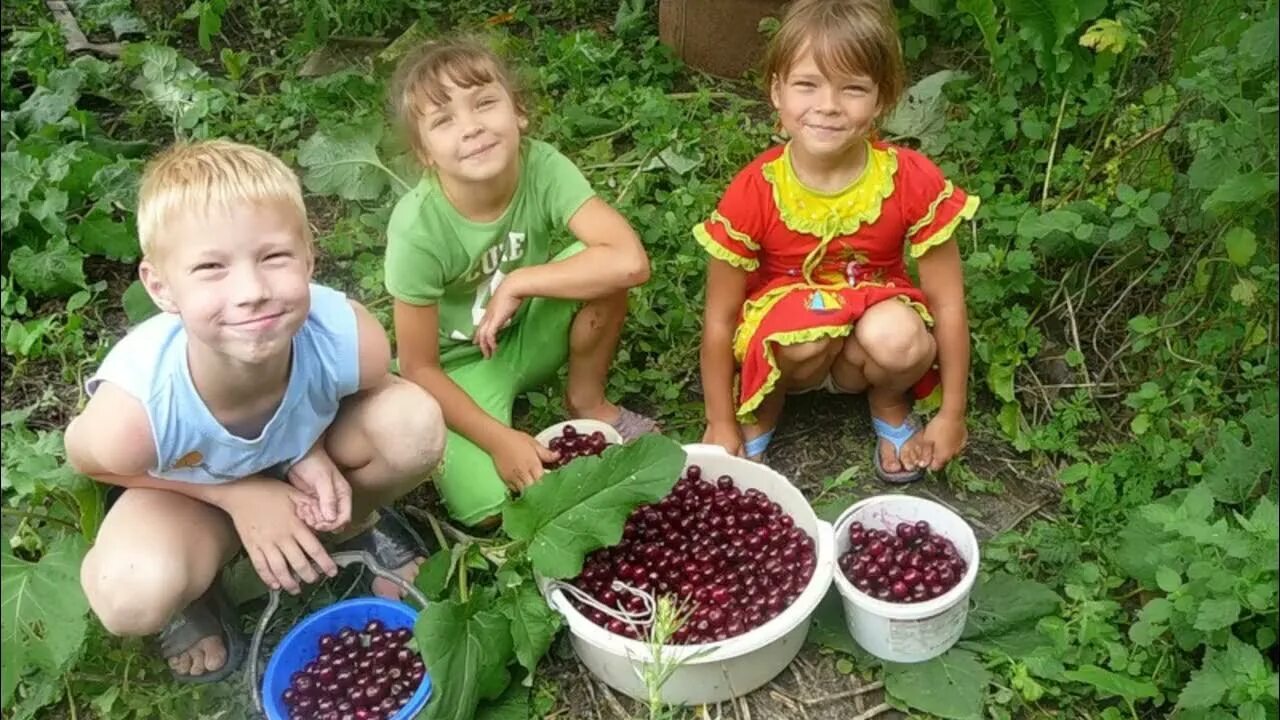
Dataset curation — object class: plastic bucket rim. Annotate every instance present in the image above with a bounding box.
[542,445,836,665]
[260,596,433,720]
[535,418,625,447]
[830,494,980,619]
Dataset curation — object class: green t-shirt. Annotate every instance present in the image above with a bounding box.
[385,139,595,364]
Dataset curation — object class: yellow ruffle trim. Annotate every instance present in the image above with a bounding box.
[694,223,759,271]
[910,194,981,259]
[897,295,936,327]
[710,210,760,251]
[733,283,805,361]
[907,181,956,238]
[732,290,938,422]
[762,142,898,283]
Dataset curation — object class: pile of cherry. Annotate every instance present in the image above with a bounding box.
[838,520,967,603]
[281,620,426,720]
[544,424,612,469]
[570,465,817,645]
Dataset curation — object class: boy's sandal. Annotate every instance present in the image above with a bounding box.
[610,406,661,442]
[335,507,436,596]
[872,416,926,485]
[744,428,775,464]
[157,581,247,684]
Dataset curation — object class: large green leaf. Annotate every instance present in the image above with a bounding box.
[416,589,515,720]
[1062,665,1158,702]
[1203,411,1277,504]
[963,573,1062,639]
[14,67,83,130]
[502,434,686,579]
[1,152,42,232]
[1193,597,1241,632]
[957,0,1001,60]
[297,121,405,201]
[72,209,139,261]
[883,70,963,154]
[8,240,87,298]
[498,578,561,679]
[884,649,991,720]
[1,537,90,708]
[474,683,534,720]
[805,588,862,657]
[1002,0,1078,69]
[1178,635,1272,710]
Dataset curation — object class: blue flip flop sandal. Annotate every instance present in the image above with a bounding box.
[872,416,926,484]
[744,429,775,463]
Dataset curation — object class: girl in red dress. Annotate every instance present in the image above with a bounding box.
[697,0,978,482]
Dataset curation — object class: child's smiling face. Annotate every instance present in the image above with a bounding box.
[415,77,527,185]
[771,47,882,162]
[141,198,313,366]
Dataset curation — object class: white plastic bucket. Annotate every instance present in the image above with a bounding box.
[535,418,625,447]
[831,495,979,663]
[539,444,835,705]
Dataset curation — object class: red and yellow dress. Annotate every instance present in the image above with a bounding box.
[695,140,979,423]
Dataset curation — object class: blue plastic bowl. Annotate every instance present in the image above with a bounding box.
[261,597,432,720]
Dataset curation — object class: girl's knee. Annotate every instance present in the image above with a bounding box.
[856,308,933,372]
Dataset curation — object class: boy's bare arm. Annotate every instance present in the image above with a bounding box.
[64,383,234,506]
[349,299,394,390]
[501,197,651,301]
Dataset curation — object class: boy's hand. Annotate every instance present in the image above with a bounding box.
[491,429,559,492]
[474,282,524,359]
[218,477,338,594]
[287,450,352,533]
[920,414,967,471]
[702,422,745,457]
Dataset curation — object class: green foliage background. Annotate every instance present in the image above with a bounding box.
[1,0,1275,718]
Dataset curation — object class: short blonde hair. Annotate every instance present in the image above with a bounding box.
[136,140,309,259]
[389,37,528,167]
[763,0,906,114]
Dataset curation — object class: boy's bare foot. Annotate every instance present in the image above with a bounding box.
[157,585,245,683]
[334,508,433,601]
[371,557,426,600]
[168,635,227,676]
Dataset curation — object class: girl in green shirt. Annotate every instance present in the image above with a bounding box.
[385,37,657,527]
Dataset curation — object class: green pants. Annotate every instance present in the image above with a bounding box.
[437,246,581,525]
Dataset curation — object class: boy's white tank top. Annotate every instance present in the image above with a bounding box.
[85,284,361,484]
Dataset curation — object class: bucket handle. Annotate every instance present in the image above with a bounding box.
[247,550,430,717]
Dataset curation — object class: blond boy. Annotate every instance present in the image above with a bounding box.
[65,140,445,681]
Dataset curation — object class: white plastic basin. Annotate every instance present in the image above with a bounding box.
[540,443,835,705]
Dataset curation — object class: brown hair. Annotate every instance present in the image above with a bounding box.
[137,140,309,260]
[389,37,528,167]
[762,0,906,113]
